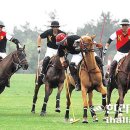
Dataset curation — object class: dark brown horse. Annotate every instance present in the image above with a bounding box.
[31,55,65,116]
[105,52,130,118]
[0,45,28,94]
[73,34,107,123]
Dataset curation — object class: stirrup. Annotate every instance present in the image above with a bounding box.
[41,74,45,82]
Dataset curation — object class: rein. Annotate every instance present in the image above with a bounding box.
[12,52,27,67]
[80,40,100,74]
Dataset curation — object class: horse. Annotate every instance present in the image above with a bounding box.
[31,55,65,116]
[64,71,98,122]
[105,52,130,118]
[73,34,107,123]
[0,45,28,94]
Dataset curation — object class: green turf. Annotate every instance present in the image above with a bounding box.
[0,74,130,130]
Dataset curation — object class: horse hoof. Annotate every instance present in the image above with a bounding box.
[93,119,98,122]
[93,116,98,122]
[82,119,88,123]
[31,110,35,114]
[64,118,69,122]
[118,113,123,118]
[40,111,46,116]
[103,116,108,121]
[55,108,61,113]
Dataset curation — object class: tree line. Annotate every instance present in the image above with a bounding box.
[1,12,120,73]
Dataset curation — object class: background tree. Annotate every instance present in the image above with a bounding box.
[4,11,120,73]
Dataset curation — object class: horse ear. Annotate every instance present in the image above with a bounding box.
[91,35,96,40]
[23,45,25,50]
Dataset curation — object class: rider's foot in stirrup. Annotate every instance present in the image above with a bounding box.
[75,83,81,91]
[42,74,45,82]
[39,73,45,82]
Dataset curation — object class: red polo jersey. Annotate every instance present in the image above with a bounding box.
[0,31,7,52]
[116,28,130,53]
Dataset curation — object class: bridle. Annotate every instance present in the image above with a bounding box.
[80,38,95,53]
[79,38,100,74]
[12,49,27,70]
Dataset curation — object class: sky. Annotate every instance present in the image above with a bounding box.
[1,0,130,34]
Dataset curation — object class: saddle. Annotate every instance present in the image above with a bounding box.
[116,57,126,75]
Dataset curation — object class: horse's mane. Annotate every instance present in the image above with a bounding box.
[50,55,61,64]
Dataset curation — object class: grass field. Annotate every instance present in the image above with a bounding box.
[0,74,130,130]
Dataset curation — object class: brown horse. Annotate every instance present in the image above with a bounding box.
[73,34,107,123]
[31,55,65,116]
[105,52,130,118]
[64,71,98,122]
[0,45,28,94]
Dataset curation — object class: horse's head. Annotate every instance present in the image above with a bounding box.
[73,34,96,52]
[13,45,28,70]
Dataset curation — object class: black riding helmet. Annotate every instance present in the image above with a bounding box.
[0,21,5,28]
[50,21,60,27]
[120,19,130,25]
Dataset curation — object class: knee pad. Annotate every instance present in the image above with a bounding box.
[42,56,50,67]
[95,56,103,66]
[44,56,50,61]
[69,62,77,75]
[111,60,117,67]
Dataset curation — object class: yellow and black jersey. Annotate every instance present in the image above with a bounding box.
[40,29,66,49]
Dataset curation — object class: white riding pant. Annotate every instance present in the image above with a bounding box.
[113,51,128,62]
[71,52,97,66]
[0,52,7,58]
[71,53,82,65]
[44,47,57,58]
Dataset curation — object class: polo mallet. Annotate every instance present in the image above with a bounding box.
[36,52,40,85]
[99,16,106,62]
[65,72,80,124]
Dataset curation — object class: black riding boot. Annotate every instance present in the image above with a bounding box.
[41,56,50,82]
[109,60,117,82]
[69,62,80,91]
[95,56,106,86]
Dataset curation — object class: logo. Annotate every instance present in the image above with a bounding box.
[94,104,130,123]
[48,35,52,42]
[117,35,122,41]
